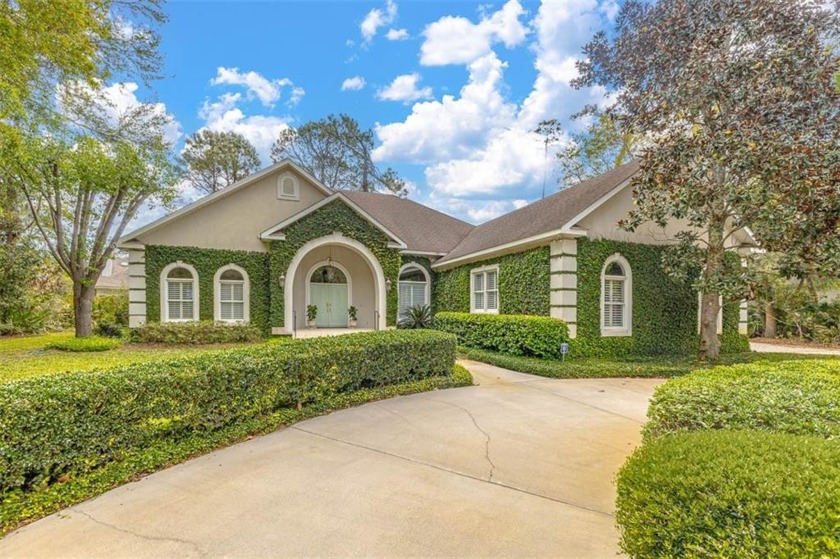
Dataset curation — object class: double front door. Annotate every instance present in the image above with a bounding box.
[310,283,349,327]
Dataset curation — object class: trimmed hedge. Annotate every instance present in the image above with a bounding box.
[0,330,456,496]
[45,336,122,352]
[129,321,264,345]
[434,312,569,358]
[644,359,840,440]
[616,430,840,558]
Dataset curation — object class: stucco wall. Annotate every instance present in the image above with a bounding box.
[138,170,327,253]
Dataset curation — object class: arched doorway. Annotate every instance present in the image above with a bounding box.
[307,262,351,327]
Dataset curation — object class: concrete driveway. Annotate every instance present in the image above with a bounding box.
[0,361,662,558]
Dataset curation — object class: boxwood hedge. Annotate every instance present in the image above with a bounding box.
[129,321,264,345]
[616,430,840,558]
[433,311,569,358]
[0,330,456,496]
[644,359,840,440]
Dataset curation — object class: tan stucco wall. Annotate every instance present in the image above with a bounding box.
[291,245,377,331]
[137,170,327,252]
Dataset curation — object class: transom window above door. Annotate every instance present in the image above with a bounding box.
[310,265,347,284]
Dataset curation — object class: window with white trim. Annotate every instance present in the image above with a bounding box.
[471,266,499,313]
[215,265,250,323]
[398,265,429,318]
[166,267,196,321]
[600,255,632,336]
[277,174,299,200]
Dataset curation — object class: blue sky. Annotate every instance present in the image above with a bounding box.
[118,0,620,225]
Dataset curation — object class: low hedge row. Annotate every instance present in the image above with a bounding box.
[45,336,122,352]
[128,321,263,344]
[644,359,840,440]
[616,430,840,558]
[433,312,569,358]
[0,330,456,496]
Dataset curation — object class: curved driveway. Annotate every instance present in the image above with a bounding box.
[0,361,662,558]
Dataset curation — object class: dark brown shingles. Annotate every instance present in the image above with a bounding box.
[341,191,475,254]
[435,161,639,265]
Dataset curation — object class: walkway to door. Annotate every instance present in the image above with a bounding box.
[0,361,661,558]
[292,327,375,339]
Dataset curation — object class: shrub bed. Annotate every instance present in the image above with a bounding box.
[45,336,122,352]
[0,330,456,498]
[644,359,840,440]
[616,430,840,558]
[434,312,569,358]
[128,321,263,344]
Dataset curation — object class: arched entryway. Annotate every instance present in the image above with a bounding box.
[284,234,387,332]
[306,262,351,327]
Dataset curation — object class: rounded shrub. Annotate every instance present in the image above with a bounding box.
[644,359,840,440]
[433,311,569,358]
[45,336,122,352]
[616,430,840,558]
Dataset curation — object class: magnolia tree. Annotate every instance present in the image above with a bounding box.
[574,0,840,358]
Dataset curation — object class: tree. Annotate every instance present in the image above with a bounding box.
[13,120,179,337]
[554,106,636,188]
[574,0,840,359]
[182,130,261,195]
[271,114,406,195]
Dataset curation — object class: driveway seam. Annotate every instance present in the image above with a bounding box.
[291,425,614,519]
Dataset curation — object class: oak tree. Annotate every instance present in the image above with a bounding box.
[183,130,260,195]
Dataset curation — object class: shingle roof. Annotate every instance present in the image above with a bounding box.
[435,160,639,265]
[95,257,129,290]
[341,191,475,255]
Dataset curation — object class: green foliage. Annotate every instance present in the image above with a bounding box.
[45,336,122,352]
[434,247,551,316]
[644,360,840,441]
[271,113,406,195]
[93,322,124,339]
[93,292,129,327]
[182,130,260,195]
[306,305,318,321]
[575,238,700,357]
[0,360,469,535]
[0,330,456,502]
[269,200,401,327]
[128,321,263,345]
[145,245,271,333]
[398,304,433,329]
[616,430,840,559]
[435,312,569,358]
[347,305,358,321]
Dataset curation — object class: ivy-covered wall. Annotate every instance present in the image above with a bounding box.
[145,245,271,333]
[268,200,402,327]
[434,247,551,316]
[574,238,747,357]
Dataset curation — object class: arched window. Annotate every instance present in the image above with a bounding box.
[214,265,250,322]
[310,265,347,284]
[399,264,430,318]
[277,173,299,200]
[601,254,632,336]
[161,263,199,322]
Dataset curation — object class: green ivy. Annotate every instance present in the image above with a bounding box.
[268,200,402,328]
[434,247,551,316]
[145,246,271,333]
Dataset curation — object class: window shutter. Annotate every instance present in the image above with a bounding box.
[475,292,484,310]
[487,271,497,291]
[474,273,484,292]
[220,282,232,302]
[232,302,244,320]
[182,301,194,320]
[168,281,180,301]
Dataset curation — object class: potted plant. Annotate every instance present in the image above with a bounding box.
[348,306,358,328]
[306,304,318,328]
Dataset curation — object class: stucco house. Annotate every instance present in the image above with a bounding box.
[118,159,752,355]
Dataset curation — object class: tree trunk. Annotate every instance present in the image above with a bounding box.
[73,281,95,337]
[699,291,722,360]
[764,301,777,338]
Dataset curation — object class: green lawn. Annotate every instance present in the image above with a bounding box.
[0,332,285,383]
[458,346,840,379]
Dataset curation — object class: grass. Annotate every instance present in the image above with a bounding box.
[458,346,840,379]
[0,364,472,535]
[0,332,290,383]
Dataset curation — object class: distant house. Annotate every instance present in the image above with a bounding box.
[94,257,129,296]
[118,159,754,355]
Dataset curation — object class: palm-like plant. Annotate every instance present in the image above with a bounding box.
[398,304,432,329]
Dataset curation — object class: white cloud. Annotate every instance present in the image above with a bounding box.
[210,67,302,108]
[373,53,516,163]
[377,73,433,102]
[197,93,290,164]
[360,0,397,42]
[341,76,367,91]
[386,28,409,40]
[420,0,529,66]
[289,86,305,107]
[425,195,528,224]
